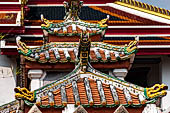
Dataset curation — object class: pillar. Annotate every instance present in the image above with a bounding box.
[113,69,128,80]
[28,70,43,91]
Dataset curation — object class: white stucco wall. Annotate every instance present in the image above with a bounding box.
[0,55,16,105]
[0,66,16,105]
[161,56,170,110]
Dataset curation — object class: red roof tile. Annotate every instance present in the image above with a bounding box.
[33,78,149,107]
[14,63,168,108]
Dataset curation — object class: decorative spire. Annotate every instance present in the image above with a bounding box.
[63,0,83,21]
[78,33,91,72]
[16,36,31,56]
[124,40,138,55]
[41,0,109,37]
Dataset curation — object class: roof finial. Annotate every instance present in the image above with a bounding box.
[63,0,83,21]
[79,32,91,72]
[40,14,44,22]
[135,36,139,42]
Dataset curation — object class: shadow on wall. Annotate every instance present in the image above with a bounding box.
[0,66,16,105]
[0,55,17,77]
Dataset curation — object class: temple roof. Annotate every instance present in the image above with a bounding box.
[2,0,170,55]
[41,16,109,37]
[103,36,170,46]
[0,100,19,113]
[0,0,169,111]
[14,34,168,109]
[40,0,109,37]
[23,0,170,27]
[26,5,168,26]
[27,0,116,5]
[16,37,137,63]
[15,62,168,108]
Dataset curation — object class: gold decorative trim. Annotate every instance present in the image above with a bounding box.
[115,1,170,20]
[16,37,30,54]
[125,40,138,53]
[41,17,52,28]
[146,84,168,98]
[14,87,34,101]
[98,16,109,27]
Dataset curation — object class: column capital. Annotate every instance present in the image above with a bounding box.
[113,69,128,80]
[28,70,43,79]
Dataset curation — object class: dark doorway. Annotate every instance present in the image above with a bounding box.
[125,67,150,87]
[125,57,161,87]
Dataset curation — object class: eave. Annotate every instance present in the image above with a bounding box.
[2,48,170,56]
[2,39,170,55]
[0,100,19,113]
[15,63,168,108]
[23,60,130,70]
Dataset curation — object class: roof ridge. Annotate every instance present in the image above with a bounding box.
[117,0,170,17]
[0,100,18,108]
[0,100,19,112]
[35,63,81,92]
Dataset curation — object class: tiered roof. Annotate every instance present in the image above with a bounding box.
[14,0,168,108]
[15,36,168,108]
[15,68,168,108]
[0,1,168,113]
[16,38,137,63]
[1,0,170,56]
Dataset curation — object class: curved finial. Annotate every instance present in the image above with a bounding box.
[41,14,51,28]
[40,14,44,22]
[145,84,168,99]
[135,36,139,42]
[16,36,30,55]
[14,87,34,101]
[16,36,21,48]
[98,15,109,28]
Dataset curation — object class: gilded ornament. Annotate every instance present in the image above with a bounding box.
[124,40,138,54]
[14,87,34,101]
[146,84,168,99]
[98,15,109,28]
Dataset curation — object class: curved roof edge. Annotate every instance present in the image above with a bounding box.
[114,0,170,20]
